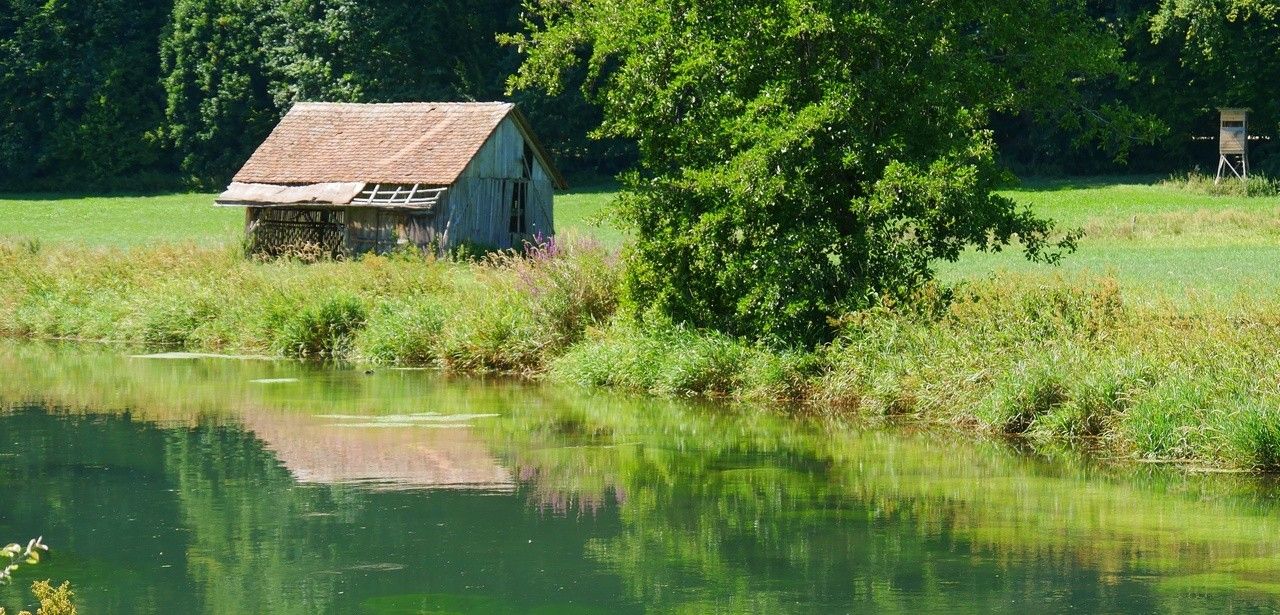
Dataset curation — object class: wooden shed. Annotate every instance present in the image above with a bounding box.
[216,102,566,257]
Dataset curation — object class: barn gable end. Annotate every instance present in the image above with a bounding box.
[215,102,564,257]
[444,115,558,250]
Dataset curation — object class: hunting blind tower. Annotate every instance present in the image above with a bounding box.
[1216,108,1250,183]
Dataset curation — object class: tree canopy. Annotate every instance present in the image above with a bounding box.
[0,1,1275,189]
[508,0,1121,344]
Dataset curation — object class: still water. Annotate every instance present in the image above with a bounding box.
[1,342,1279,613]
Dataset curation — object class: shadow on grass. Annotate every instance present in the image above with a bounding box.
[0,190,213,202]
[1005,174,1165,192]
[561,172,621,194]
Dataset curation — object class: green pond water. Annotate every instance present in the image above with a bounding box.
[2,343,1280,613]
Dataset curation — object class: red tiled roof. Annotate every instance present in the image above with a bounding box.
[232,102,516,186]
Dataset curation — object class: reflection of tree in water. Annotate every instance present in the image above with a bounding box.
[163,420,350,614]
[5,344,1280,612]
[0,408,193,612]
[488,396,1280,612]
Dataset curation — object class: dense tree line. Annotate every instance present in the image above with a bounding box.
[0,0,171,188]
[996,0,1280,175]
[0,0,627,189]
[0,1,1276,190]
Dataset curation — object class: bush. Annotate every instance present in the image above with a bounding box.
[270,295,367,358]
[355,297,452,365]
[2,581,77,615]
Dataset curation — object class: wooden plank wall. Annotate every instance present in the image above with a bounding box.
[528,162,554,238]
[443,117,556,251]
[345,208,406,255]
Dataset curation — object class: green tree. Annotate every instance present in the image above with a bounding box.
[160,0,277,186]
[0,0,171,188]
[508,0,1118,345]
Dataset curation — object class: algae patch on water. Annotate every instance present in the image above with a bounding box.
[131,351,280,361]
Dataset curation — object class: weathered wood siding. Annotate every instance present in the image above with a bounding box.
[404,210,439,250]
[528,158,555,238]
[443,116,555,250]
[346,208,407,255]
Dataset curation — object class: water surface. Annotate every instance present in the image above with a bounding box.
[1,343,1279,613]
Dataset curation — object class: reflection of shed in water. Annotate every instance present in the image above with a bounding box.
[241,412,513,491]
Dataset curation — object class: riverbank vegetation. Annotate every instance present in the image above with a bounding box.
[3,230,1280,471]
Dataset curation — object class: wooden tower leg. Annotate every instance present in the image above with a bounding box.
[1216,155,1227,185]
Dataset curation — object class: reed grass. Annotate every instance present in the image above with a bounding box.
[1159,171,1280,198]
[0,239,618,373]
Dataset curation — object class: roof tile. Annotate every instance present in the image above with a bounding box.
[233,102,515,185]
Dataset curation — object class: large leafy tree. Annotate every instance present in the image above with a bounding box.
[0,0,172,188]
[159,0,626,184]
[161,0,277,185]
[508,0,1121,345]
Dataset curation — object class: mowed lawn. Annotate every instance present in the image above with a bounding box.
[940,177,1280,302]
[3,176,1279,301]
[0,192,241,246]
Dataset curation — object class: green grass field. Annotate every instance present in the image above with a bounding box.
[3,176,1279,300]
[940,177,1280,301]
[0,192,241,246]
[0,183,626,249]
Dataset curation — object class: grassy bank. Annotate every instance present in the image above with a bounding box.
[3,240,1280,471]
[0,240,618,371]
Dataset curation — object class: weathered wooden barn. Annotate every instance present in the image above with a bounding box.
[216,102,566,257]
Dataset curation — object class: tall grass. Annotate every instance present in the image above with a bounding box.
[0,238,618,371]
[1160,171,1280,197]
[551,275,1280,470]
[3,239,1280,469]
